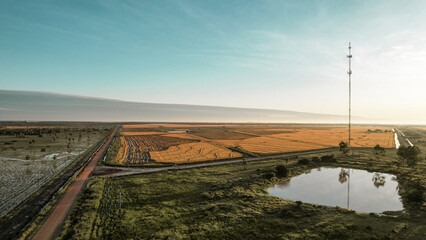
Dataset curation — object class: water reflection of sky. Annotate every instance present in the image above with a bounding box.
[268,167,403,213]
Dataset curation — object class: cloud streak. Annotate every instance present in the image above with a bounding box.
[0,0,425,123]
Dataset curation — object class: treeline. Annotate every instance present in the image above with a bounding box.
[0,127,113,136]
[367,129,392,133]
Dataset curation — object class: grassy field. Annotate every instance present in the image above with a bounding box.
[397,126,426,153]
[108,124,395,165]
[59,139,425,239]
[0,123,113,217]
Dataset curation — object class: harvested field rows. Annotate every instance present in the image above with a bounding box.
[161,133,202,140]
[121,132,164,136]
[150,142,242,163]
[122,124,234,129]
[191,131,252,140]
[239,137,325,154]
[117,135,197,165]
[238,127,394,154]
[115,124,395,164]
[214,140,242,147]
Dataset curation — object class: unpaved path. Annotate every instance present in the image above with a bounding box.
[32,127,118,240]
[394,128,414,147]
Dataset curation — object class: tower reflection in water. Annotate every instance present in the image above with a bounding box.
[339,169,388,209]
[338,169,350,208]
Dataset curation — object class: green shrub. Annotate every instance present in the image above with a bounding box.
[321,155,337,163]
[263,172,275,179]
[312,157,321,163]
[406,190,424,202]
[275,165,289,177]
[297,158,310,165]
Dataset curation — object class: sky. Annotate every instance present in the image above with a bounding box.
[1,0,425,124]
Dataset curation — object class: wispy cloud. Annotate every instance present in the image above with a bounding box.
[1,0,425,122]
[175,0,226,36]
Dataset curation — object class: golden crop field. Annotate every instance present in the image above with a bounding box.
[213,140,242,147]
[161,133,203,140]
[114,124,395,164]
[115,135,196,164]
[150,142,242,163]
[238,137,325,154]
[236,127,395,154]
[191,130,252,140]
[121,131,164,136]
[122,124,234,129]
[116,137,129,163]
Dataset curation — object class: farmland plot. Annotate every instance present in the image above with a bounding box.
[0,126,109,217]
[238,137,325,154]
[238,127,394,154]
[116,135,197,165]
[0,153,79,217]
[122,124,234,129]
[191,130,252,140]
[150,142,242,163]
[115,124,395,164]
[121,132,164,136]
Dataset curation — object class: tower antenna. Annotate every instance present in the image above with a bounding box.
[347,42,352,153]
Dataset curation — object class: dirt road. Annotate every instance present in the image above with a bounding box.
[32,127,117,240]
[394,128,414,147]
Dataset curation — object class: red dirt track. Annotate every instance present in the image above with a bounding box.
[32,127,117,240]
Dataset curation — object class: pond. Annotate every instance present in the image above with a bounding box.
[268,167,404,214]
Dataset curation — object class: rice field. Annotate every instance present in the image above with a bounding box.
[121,132,164,136]
[237,127,395,154]
[115,135,197,165]
[113,124,395,164]
[150,142,242,163]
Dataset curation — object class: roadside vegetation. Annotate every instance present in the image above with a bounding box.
[103,136,122,165]
[59,142,425,239]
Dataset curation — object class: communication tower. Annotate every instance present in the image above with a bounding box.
[347,43,352,152]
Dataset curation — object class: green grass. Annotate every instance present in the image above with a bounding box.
[103,136,122,165]
[0,129,108,161]
[58,147,425,240]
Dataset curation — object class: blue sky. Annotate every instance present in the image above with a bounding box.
[1,0,425,123]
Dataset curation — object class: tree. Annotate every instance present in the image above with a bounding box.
[338,169,348,183]
[373,144,386,160]
[397,145,421,167]
[372,173,386,188]
[276,165,289,177]
[339,141,349,154]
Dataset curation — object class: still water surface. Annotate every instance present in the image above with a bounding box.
[268,167,403,213]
